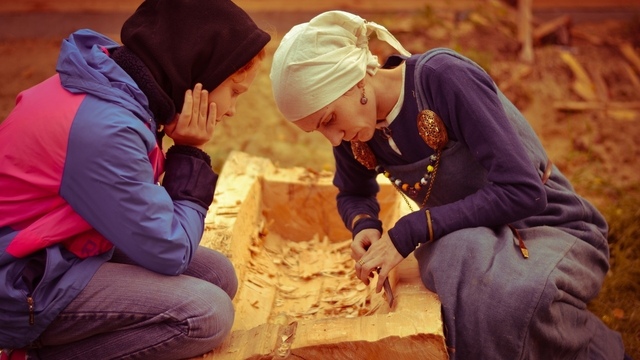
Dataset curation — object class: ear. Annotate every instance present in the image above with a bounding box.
[230,71,248,84]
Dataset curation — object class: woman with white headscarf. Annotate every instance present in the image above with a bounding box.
[270,10,627,360]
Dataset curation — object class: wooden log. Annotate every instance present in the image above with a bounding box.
[623,63,640,90]
[208,306,446,360]
[588,64,609,102]
[554,101,640,111]
[572,29,605,46]
[201,152,275,282]
[200,151,447,360]
[554,101,640,121]
[559,51,598,101]
[619,42,640,76]
[533,15,572,46]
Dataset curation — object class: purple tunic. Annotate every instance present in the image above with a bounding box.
[333,48,624,359]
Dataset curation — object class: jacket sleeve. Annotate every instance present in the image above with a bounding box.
[59,99,215,275]
[163,144,216,208]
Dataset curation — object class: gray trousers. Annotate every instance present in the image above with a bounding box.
[30,246,237,360]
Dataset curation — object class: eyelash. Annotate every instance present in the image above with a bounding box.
[323,114,335,127]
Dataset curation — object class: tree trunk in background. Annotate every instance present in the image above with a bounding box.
[519,0,534,63]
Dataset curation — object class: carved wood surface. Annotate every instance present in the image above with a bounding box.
[200,151,447,360]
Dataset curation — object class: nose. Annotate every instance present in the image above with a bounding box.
[224,98,238,118]
[226,105,236,117]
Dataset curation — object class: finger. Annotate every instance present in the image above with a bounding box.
[198,88,209,127]
[361,275,370,286]
[190,83,203,126]
[207,102,217,136]
[376,279,384,293]
[375,269,388,293]
[355,259,370,285]
[351,241,367,260]
[164,121,176,137]
[179,89,193,129]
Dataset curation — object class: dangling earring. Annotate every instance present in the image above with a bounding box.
[357,81,368,105]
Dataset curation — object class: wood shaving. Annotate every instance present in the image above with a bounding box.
[243,228,386,323]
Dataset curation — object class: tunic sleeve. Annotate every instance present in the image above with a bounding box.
[388,52,546,257]
[333,142,383,237]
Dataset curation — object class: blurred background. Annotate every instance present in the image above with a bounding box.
[1,0,639,357]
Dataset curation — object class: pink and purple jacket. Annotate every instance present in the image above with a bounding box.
[0,30,210,348]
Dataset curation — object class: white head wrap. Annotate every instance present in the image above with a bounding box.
[270,10,411,122]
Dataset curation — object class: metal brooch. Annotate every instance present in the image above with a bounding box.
[351,140,377,170]
[417,109,448,151]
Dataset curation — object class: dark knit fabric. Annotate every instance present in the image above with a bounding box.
[164,145,217,209]
[166,144,212,166]
[110,46,176,125]
[120,0,271,112]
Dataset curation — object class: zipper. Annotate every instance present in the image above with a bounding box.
[27,296,35,325]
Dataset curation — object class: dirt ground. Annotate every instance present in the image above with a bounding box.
[0,0,639,357]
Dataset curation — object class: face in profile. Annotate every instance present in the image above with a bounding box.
[293,85,377,146]
[208,61,262,122]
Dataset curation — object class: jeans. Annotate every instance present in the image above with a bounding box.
[30,246,237,360]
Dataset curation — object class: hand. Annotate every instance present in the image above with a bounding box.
[354,233,404,293]
[164,83,216,149]
[351,228,381,260]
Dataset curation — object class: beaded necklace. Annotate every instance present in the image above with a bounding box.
[351,109,448,210]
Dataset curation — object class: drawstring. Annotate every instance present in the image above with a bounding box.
[541,158,552,184]
[510,159,553,259]
[509,225,529,259]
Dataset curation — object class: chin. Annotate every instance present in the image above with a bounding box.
[362,131,376,142]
